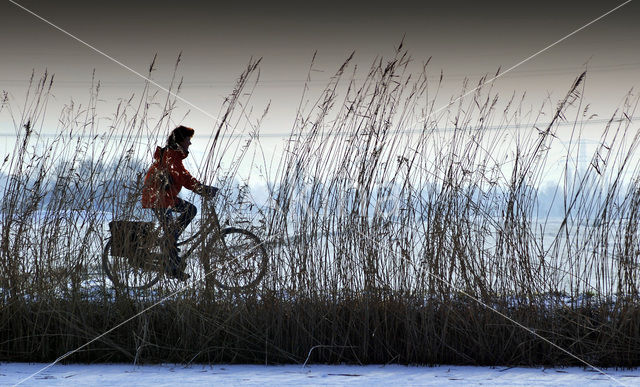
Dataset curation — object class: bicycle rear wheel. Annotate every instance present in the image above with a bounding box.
[102,239,162,291]
[208,227,268,290]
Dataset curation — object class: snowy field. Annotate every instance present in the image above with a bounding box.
[1,363,639,386]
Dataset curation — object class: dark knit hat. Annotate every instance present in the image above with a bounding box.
[167,125,195,148]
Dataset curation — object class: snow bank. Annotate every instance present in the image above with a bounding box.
[1,363,638,386]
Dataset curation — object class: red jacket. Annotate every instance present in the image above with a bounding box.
[141,146,202,208]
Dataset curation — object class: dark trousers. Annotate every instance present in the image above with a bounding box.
[153,198,197,267]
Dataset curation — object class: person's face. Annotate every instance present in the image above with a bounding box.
[180,136,192,151]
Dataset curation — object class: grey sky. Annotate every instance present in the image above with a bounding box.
[1,0,639,135]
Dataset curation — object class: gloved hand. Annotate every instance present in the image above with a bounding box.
[201,185,219,198]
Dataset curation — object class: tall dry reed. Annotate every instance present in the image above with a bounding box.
[1,49,640,366]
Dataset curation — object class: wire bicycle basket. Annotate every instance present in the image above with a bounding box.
[108,220,155,258]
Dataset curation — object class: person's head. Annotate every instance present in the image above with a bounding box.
[167,125,195,152]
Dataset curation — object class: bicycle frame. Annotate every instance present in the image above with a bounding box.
[103,198,268,290]
[169,200,224,261]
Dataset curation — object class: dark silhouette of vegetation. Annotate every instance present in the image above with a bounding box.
[1,50,640,367]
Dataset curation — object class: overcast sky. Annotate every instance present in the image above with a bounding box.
[1,0,639,136]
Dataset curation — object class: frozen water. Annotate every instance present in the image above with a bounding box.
[1,363,638,386]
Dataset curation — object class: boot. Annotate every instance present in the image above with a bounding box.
[165,247,190,281]
[166,265,190,281]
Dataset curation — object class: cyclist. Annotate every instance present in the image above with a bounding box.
[142,125,217,280]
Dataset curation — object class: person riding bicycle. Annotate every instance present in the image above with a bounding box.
[142,125,217,280]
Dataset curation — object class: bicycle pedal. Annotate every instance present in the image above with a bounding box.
[173,271,190,281]
[166,267,190,281]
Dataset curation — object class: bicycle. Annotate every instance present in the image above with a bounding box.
[102,201,268,291]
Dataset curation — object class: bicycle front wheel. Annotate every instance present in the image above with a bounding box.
[207,227,268,290]
[102,239,162,291]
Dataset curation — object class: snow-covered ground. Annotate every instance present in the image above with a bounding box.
[1,363,638,386]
